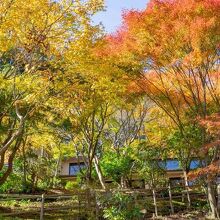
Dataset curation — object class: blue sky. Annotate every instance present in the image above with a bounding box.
[93,0,149,33]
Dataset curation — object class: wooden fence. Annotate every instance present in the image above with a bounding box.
[0,191,98,219]
[0,185,206,219]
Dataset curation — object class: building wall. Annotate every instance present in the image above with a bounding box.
[60,157,84,176]
[60,158,186,187]
[60,160,70,176]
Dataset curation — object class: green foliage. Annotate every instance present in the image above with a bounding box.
[167,123,203,151]
[65,181,77,190]
[0,172,22,193]
[0,154,59,193]
[135,145,167,188]
[101,152,133,184]
[102,191,142,220]
[166,123,204,170]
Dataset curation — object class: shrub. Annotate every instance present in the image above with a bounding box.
[0,172,22,193]
[65,181,78,190]
[100,191,142,220]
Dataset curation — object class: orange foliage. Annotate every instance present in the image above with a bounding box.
[199,113,220,152]
[101,0,220,123]
[188,160,220,180]
[199,113,220,135]
[104,0,220,63]
[100,0,220,180]
[188,113,220,179]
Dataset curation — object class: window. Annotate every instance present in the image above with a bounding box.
[166,160,180,170]
[159,159,180,171]
[189,160,200,169]
[69,163,85,176]
[169,177,183,186]
[158,159,201,171]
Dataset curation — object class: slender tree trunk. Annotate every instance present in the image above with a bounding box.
[207,180,219,219]
[183,170,191,208]
[0,107,25,155]
[54,156,61,179]
[152,188,158,217]
[22,141,27,188]
[168,183,174,214]
[94,155,106,190]
[120,176,128,189]
[144,180,149,189]
[53,153,61,187]
[0,150,7,171]
[0,137,22,185]
[31,173,36,192]
[86,159,93,184]
[0,104,25,185]
[217,182,220,214]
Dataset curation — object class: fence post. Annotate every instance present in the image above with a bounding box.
[168,184,174,215]
[134,191,137,207]
[217,180,220,213]
[95,191,99,220]
[152,188,158,217]
[78,192,81,220]
[87,189,91,215]
[40,193,45,220]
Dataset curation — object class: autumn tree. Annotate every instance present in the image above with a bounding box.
[61,65,127,189]
[102,0,220,217]
[188,113,220,216]
[0,0,104,185]
[101,96,151,188]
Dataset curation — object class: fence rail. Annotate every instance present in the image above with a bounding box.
[0,186,207,219]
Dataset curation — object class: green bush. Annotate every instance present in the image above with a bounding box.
[0,172,23,193]
[101,191,142,220]
[65,181,78,190]
[101,152,133,184]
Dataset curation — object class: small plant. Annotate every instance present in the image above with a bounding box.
[2,200,18,207]
[101,191,142,220]
[65,181,78,190]
[19,199,31,207]
[0,172,23,193]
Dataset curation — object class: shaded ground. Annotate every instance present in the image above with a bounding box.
[0,200,84,219]
[154,211,207,220]
[0,189,209,219]
[0,205,209,219]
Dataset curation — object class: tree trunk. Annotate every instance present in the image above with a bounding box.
[86,164,93,184]
[152,188,158,217]
[168,183,174,214]
[120,176,127,189]
[53,152,61,187]
[217,182,220,215]
[0,137,22,185]
[54,157,60,179]
[22,140,27,189]
[0,104,25,185]
[0,111,24,155]
[207,181,219,219]
[94,155,106,190]
[183,170,191,208]
[0,150,7,171]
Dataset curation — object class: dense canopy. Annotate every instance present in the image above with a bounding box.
[0,0,219,219]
